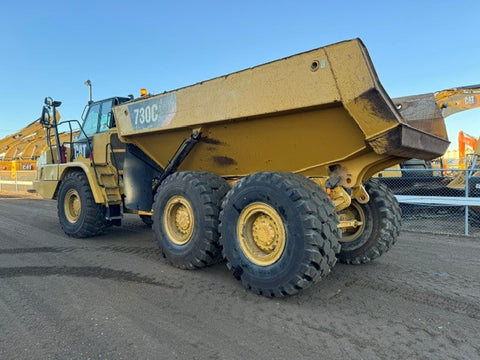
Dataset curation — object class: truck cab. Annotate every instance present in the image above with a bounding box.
[73,97,131,159]
[34,96,136,231]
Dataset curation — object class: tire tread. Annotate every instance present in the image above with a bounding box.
[339,179,402,264]
[153,171,229,269]
[57,171,107,238]
[219,171,340,297]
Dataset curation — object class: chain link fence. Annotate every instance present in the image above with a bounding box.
[2,168,479,237]
[377,168,480,236]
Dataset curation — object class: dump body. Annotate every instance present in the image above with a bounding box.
[113,39,448,187]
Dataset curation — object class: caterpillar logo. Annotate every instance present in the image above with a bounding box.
[465,95,477,106]
[73,142,89,158]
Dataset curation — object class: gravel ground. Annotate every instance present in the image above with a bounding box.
[0,195,479,359]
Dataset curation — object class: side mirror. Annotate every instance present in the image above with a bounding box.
[40,106,51,126]
[44,97,62,107]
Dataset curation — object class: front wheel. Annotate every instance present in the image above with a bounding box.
[57,171,107,238]
[337,179,401,264]
[219,172,340,297]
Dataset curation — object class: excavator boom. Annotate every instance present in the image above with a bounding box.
[434,85,480,118]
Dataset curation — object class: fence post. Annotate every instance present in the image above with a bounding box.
[465,169,469,236]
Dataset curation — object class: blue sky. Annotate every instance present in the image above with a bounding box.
[1,0,479,150]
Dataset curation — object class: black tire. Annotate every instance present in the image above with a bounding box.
[152,171,229,269]
[57,171,107,238]
[140,214,153,226]
[337,179,401,264]
[219,172,340,297]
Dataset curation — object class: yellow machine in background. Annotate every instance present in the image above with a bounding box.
[435,85,480,118]
[0,111,75,179]
[0,120,44,177]
[376,85,480,177]
[34,39,451,297]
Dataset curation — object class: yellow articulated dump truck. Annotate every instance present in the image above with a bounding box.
[34,39,449,297]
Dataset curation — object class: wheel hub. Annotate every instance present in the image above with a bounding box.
[338,201,366,243]
[64,189,81,223]
[164,196,194,246]
[237,203,286,266]
[175,206,192,235]
[252,214,279,251]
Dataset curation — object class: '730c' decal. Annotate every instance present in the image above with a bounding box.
[128,93,177,131]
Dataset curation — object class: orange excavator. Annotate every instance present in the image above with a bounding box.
[458,131,478,168]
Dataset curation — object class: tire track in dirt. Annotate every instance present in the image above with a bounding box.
[0,266,181,289]
[0,246,161,260]
[0,245,174,288]
[2,244,478,319]
[343,277,480,319]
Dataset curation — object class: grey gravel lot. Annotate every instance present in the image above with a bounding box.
[0,195,479,360]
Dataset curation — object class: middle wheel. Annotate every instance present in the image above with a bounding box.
[219,172,340,297]
[152,171,229,269]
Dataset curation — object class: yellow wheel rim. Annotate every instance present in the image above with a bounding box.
[338,201,366,243]
[163,196,195,246]
[237,202,286,266]
[64,189,82,223]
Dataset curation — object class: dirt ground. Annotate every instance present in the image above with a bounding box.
[0,195,478,360]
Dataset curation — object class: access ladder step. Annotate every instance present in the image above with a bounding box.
[106,215,123,220]
[107,199,122,203]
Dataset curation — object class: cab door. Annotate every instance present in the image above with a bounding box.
[73,99,113,159]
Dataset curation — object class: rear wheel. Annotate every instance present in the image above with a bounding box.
[152,171,229,269]
[57,171,107,238]
[337,179,401,264]
[219,172,340,297]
